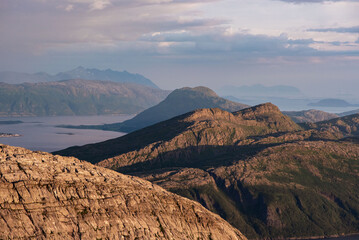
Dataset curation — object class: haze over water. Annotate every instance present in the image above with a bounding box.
[0,114,133,152]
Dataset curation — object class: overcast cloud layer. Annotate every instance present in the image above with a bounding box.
[0,0,358,97]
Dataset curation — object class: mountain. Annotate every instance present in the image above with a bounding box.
[55,103,359,239]
[308,98,359,107]
[0,71,53,84]
[139,140,359,239]
[0,144,246,240]
[283,109,339,123]
[222,95,246,103]
[339,109,359,117]
[61,86,249,133]
[53,66,159,88]
[307,113,359,137]
[55,103,300,166]
[0,79,169,117]
[0,67,159,88]
[218,84,302,98]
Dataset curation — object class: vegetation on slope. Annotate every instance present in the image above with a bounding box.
[55,103,359,239]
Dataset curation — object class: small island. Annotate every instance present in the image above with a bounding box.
[308,98,359,107]
[0,133,21,138]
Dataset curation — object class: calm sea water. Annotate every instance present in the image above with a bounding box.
[0,114,133,152]
[302,235,359,240]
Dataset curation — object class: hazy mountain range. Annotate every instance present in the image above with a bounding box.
[56,103,359,239]
[308,98,359,108]
[339,109,359,117]
[0,66,159,88]
[61,86,249,132]
[218,84,302,98]
[0,79,168,117]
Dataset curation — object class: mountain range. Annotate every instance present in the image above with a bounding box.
[0,79,169,117]
[308,98,359,108]
[339,109,359,117]
[218,84,302,98]
[0,144,246,239]
[0,66,159,88]
[55,103,359,239]
[61,86,249,133]
[283,109,339,123]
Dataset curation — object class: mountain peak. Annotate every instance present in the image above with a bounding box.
[74,66,85,70]
[181,107,236,123]
[170,86,219,98]
[232,102,281,119]
[75,86,249,133]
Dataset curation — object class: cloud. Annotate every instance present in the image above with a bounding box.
[89,0,111,10]
[275,0,356,3]
[0,0,227,55]
[308,26,359,33]
[1,0,359,73]
[139,30,319,60]
[65,4,74,11]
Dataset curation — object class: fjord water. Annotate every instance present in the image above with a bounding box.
[0,114,133,152]
[307,235,359,240]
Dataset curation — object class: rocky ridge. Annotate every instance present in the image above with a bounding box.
[56,103,301,167]
[0,144,246,240]
[55,103,359,239]
[283,109,339,123]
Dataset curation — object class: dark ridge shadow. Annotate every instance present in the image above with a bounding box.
[53,119,194,164]
[117,142,298,174]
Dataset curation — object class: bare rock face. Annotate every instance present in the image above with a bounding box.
[283,109,339,123]
[0,144,246,240]
[56,103,301,169]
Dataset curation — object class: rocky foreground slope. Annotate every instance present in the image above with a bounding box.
[0,144,246,240]
[56,103,359,239]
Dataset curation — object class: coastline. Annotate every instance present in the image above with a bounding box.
[0,133,21,138]
[290,233,359,240]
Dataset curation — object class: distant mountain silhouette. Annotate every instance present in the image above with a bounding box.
[0,79,168,117]
[218,84,302,97]
[0,67,158,88]
[308,98,359,107]
[0,71,53,84]
[53,67,158,88]
[61,86,249,133]
[339,109,359,117]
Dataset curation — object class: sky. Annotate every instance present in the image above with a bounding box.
[0,0,359,96]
